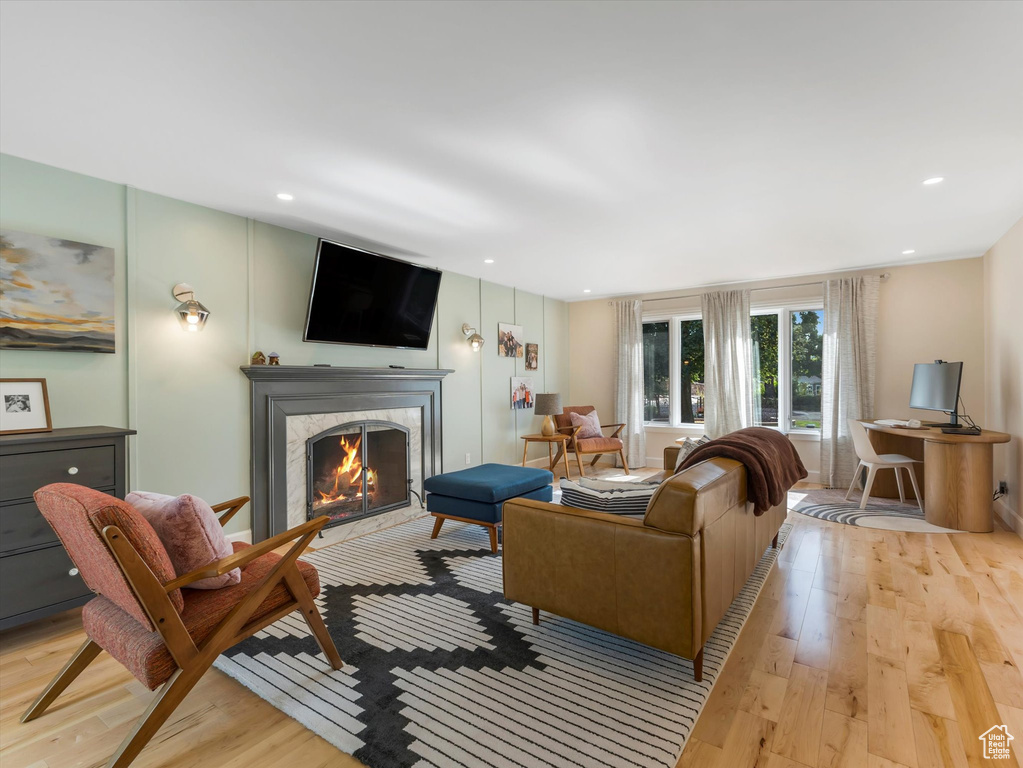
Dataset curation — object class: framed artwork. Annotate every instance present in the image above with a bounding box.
[0,230,116,353]
[511,377,534,410]
[0,378,52,435]
[525,343,538,371]
[497,323,523,358]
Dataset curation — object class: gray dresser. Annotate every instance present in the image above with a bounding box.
[0,426,135,630]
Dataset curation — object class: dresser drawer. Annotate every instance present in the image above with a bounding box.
[0,489,116,555]
[0,446,115,502]
[0,545,92,621]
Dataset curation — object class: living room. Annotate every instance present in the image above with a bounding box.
[1,2,1021,768]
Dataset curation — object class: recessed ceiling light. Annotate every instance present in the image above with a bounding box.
[922,177,944,185]
[276,192,294,201]
[902,249,916,255]
[583,289,592,293]
[483,259,494,264]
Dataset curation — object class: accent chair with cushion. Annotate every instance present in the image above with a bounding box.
[22,484,343,768]
[553,405,629,477]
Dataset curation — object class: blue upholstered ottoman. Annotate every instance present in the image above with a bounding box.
[424,463,553,552]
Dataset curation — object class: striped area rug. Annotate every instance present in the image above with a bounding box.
[215,515,790,768]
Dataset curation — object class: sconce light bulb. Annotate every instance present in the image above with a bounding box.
[186,312,199,324]
[472,340,481,351]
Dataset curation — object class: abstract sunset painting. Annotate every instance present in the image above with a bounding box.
[0,230,115,353]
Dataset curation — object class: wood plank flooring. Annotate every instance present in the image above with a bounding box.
[2,491,1022,768]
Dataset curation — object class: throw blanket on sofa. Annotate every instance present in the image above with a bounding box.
[677,427,807,514]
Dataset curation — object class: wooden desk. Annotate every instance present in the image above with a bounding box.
[521,433,573,479]
[862,422,1010,532]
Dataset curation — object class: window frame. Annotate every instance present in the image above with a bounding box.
[641,301,823,437]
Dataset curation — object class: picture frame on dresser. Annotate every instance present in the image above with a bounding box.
[0,378,52,435]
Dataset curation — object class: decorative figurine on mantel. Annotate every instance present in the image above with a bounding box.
[250,351,266,365]
[268,352,281,366]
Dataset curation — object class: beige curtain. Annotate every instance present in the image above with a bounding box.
[613,300,646,468]
[820,276,880,487]
[702,289,754,437]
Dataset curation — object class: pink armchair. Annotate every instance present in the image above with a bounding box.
[21,483,343,768]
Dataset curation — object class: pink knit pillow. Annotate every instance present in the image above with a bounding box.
[570,410,603,439]
[126,491,240,589]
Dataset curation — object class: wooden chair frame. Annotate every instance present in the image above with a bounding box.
[21,496,343,768]
[555,421,629,477]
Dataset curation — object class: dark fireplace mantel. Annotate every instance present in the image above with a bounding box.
[241,365,452,542]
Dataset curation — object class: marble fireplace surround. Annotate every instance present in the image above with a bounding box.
[242,366,451,542]
[286,407,423,532]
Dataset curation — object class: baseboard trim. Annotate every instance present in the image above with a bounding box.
[994,499,1022,538]
[225,529,253,545]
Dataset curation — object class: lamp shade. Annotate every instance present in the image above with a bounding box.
[534,393,562,416]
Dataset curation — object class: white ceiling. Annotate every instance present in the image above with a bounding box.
[2,1,1021,301]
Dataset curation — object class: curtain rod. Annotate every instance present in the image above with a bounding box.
[624,272,890,304]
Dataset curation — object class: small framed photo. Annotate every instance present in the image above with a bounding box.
[497,323,524,358]
[511,376,535,410]
[525,343,538,371]
[0,379,53,435]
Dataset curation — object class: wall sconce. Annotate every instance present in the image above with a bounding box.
[172,283,210,332]
[461,323,484,351]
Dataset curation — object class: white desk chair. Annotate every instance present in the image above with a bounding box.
[845,419,923,511]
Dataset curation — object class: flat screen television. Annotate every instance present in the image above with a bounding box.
[909,360,963,426]
[303,239,442,350]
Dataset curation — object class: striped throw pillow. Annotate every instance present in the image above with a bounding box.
[559,479,657,517]
[673,435,712,472]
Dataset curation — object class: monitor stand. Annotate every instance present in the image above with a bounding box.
[923,414,959,428]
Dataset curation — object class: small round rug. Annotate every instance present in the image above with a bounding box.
[788,488,962,533]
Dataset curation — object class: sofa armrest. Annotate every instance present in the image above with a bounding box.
[644,458,747,536]
[664,445,681,472]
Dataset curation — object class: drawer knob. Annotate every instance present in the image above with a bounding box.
[68,567,80,577]
[67,467,79,475]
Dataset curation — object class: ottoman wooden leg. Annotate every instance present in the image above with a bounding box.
[532,607,540,625]
[431,516,444,539]
[487,525,498,553]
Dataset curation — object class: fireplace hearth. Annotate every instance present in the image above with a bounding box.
[308,421,410,527]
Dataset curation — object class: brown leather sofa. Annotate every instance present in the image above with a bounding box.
[502,443,788,681]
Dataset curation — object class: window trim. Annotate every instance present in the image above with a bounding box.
[641,301,824,436]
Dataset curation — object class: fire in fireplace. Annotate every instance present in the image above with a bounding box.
[307,421,411,527]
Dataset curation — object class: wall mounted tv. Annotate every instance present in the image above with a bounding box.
[303,239,442,350]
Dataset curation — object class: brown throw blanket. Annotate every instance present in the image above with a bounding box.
[677,427,807,514]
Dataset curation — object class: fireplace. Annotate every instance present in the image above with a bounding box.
[307,421,411,527]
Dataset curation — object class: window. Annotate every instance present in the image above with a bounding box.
[642,305,823,433]
[790,310,823,430]
[679,319,705,424]
[643,321,669,423]
[751,314,779,427]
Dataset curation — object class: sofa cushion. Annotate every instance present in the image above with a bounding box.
[559,478,656,517]
[673,435,712,472]
[424,463,553,503]
[570,410,603,438]
[127,491,239,589]
[82,542,320,690]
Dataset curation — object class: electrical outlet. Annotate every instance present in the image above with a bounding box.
[998,481,1008,496]
[465,452,472,465]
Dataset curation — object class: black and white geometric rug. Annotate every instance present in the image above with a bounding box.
[215,516,790,768]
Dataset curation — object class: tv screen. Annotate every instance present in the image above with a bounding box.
[909,361,962,413]
[303,240,442,350]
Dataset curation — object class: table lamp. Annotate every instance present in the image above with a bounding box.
[535,393,562,437]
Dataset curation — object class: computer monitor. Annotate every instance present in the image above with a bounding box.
[909,360,963,426]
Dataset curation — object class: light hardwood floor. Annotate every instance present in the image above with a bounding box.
[2,489,1022,768]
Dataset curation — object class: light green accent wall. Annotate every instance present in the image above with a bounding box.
[0,154,570,536]
[130,192,251,528]
[0,154,129,428]
[437,272,483,470]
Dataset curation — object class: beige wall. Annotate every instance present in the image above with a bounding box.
[569,257,986,481]
[983,217,1023,533]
